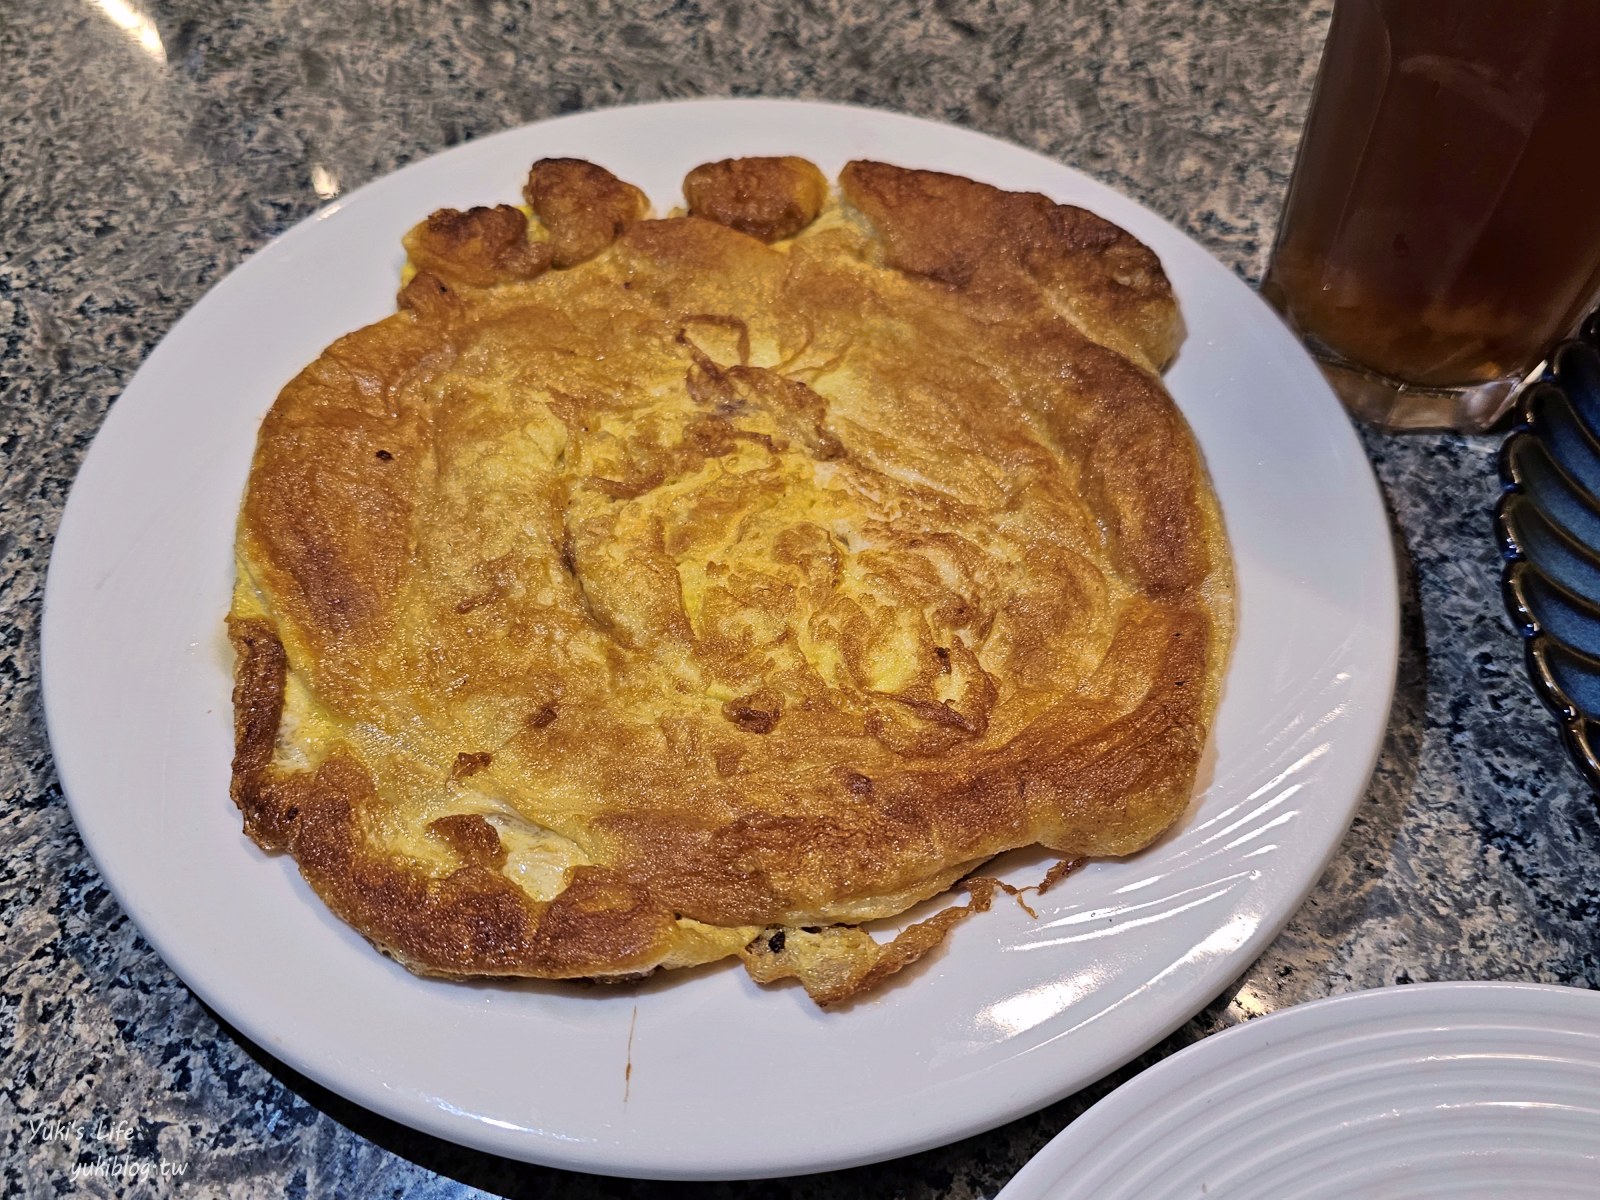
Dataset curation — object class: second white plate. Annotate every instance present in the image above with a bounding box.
[998,982,1600,1200]
[41,99,1398,1179]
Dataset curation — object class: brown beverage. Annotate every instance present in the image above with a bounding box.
[1262,0,1600,430]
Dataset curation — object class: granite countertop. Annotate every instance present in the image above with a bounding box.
[5,1,1598,1196]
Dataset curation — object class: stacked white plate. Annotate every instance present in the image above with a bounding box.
[998,982,1600,1200]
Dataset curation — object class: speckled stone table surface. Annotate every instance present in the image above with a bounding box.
[4,1,1598,1196]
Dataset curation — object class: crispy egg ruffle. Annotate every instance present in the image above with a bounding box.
[228,155,1232,1006]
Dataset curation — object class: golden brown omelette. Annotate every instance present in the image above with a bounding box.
[227,155,1233,1007]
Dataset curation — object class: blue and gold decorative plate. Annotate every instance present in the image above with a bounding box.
[1497,313,1600,791]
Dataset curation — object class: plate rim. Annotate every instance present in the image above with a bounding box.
[40,96,1401,1180]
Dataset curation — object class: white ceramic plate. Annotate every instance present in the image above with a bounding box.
[41,99,1397,1180]
[997,982,1600,1199]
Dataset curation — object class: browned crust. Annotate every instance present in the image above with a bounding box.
[401,205,552,290]
[228,617,680,976]
[839,160,1182,370]
[523,158,648,268]
[448,751,493,782]
[291,756,677,976]
[227,613,299,849]
[740,877,1003,1007]
[397,269,459,320]
[229,157,1233,1006]
[429,813,505,867]
[683,156,829,242]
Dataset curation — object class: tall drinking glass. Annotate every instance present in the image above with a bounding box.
[1261,0,1600,432]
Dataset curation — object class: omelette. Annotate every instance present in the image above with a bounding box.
[227,155,1233,1006]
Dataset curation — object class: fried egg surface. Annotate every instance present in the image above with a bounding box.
[228,155,1232,1006]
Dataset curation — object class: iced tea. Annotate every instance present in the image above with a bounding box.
[1262,0,1600,430]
